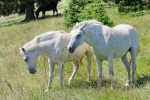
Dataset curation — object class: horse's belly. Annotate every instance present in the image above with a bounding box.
[113,47,129,58]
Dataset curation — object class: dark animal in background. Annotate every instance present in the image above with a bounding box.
[35,2,58,18]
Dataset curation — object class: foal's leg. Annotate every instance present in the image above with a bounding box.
[130,48,138,85]
[121,54,131,86]
[108,56,115,89]
[68,61,79,85]
[94,56,102,89]
[46,59,55,92]
[58,61,64,87]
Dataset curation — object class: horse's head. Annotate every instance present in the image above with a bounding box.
[67,23,86,53]
[19,48,37,74]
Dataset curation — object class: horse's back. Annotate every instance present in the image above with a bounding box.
[113,24,139,49]
[110,24,139,58]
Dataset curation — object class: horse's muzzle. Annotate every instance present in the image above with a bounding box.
[67,47,74,53]
[29,68,37,74]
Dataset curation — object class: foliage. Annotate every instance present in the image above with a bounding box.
[103,0,122,4]
[36,0,61,7]
[118,0,148,13]
[63,0,113,27]
[78,1,113,26]
[0,0,18,16]
[128,10,150,17]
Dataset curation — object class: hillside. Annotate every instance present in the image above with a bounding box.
[0,1,150,100]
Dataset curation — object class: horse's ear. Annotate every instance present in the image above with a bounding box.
[75,22,78,25]
[81,22,86,29]
[20,47,26,53]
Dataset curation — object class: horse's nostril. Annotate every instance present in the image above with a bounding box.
[69,47,72,51]
[29,68,37,74]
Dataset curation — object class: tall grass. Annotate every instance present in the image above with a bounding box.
[0,6,149,100]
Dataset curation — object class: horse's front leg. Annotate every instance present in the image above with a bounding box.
[86,52,92,82]
[46,59,55,92]
[108,55,115,89]
[58,61,64,87]
[52,9,55,16]
[68,61,79,85]
[94,56,102,89]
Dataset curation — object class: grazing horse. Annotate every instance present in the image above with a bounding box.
[67,20,140,89]
[20,30,93,91]
[35,2,58,18]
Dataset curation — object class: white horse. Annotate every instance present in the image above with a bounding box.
[67,20,140,89]
[19,30,93,91]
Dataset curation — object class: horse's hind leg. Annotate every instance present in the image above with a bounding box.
[68,61,79,85]
[130,48,138,85]
[55,8,58,16]
[121,54,131,86]
[46,59,55,92]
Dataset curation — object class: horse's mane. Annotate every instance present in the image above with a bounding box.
[73,20,103,30]
[23,30,67,51]
[34,30,66,43]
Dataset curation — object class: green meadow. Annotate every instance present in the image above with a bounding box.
[0,2,149,100]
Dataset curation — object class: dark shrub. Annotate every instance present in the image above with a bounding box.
[118,0,148,13]
[63,0,113,27]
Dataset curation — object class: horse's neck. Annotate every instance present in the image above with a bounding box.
[28,33,71,57]
[84,25,103,49]
[37,8,42,13]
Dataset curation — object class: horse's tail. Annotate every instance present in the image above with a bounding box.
[129,45,140,64]
[78,57,84,66]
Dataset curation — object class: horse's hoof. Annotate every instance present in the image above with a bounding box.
[87,80,91,82]
[68,80,71,85]
[111,86,114,90]
[45,89,50,92]
[125,83,130,87]
[97,86,101,90]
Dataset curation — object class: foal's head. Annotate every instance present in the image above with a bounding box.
[20,48,37,74]
[67,23,86,53]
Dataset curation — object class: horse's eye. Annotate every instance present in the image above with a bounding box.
[76,35,81,38]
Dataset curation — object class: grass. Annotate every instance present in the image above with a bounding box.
[0,3,150,100]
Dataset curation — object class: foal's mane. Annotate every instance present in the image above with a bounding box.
[73,20,103,30]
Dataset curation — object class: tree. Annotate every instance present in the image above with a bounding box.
[0,0,61,21]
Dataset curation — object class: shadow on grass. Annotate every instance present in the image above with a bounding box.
[36,13,63,20]
[66,78,118,89]
[0,19,25,27]
[135,74,150,88]
[0,14,62,27]
[65,74,150,89]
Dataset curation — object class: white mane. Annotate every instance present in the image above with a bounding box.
[73,20,103,30]
[22,30,66,52]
